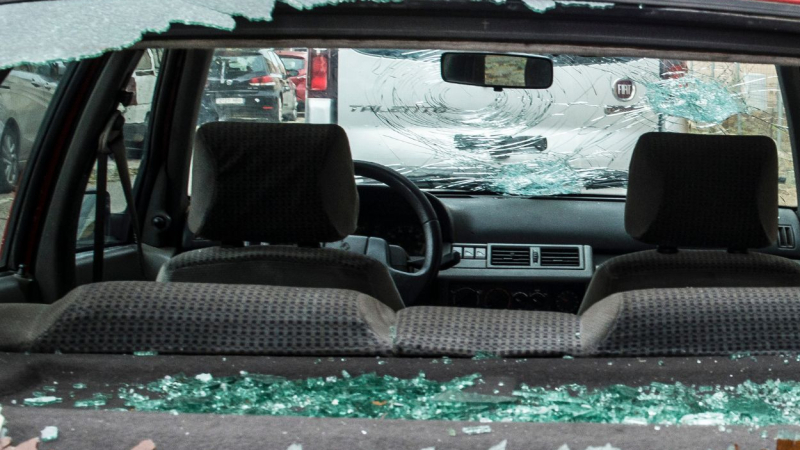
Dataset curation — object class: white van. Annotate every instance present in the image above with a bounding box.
[306,49,687,195]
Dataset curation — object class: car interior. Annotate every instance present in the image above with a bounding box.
[4,0,800,448]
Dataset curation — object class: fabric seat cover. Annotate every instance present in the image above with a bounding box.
[158,123,404,310]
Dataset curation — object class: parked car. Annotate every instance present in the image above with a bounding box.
[0,62,64,193]
[276,50,308,112]
[200,49,298,124]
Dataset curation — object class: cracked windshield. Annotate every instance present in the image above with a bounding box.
[197,48,797,206]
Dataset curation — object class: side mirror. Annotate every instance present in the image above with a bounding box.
[441,53,553,90]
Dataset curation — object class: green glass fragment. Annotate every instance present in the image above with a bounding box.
[22,371,800,428]
[74,393,110,408]
[431,391,516,404]
[488,440,508,450]
[23,396,61,406]
[73,383,87,389]
[40,426,58,442]
[472,352,501,361]
[133,351,159,356]
[462,425,492,435]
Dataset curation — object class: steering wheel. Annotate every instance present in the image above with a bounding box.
[352,161,443,306]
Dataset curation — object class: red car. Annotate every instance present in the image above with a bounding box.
[276,50,307,112]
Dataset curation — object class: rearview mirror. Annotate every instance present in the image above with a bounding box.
[441,53,553,90]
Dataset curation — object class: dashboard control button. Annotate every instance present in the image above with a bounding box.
[463,247,475,259]
[453,246,463,256]
[475,248,486,259]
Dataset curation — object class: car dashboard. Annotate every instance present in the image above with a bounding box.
[355,185,800,314]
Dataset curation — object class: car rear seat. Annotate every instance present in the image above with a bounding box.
[0,281,396,356]
[580,286,800,356]
[4,282,800,357]
[393,306,580,357]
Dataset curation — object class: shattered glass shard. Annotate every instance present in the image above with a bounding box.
[22,396,61,406]
[472,352,502,360]
[0,0,237,69]
[490,160,584,196]
[40,426,59,442]
[522,0,557,13]
[431,391,517,404]
[195,373,214,382]
[22,371,800,428]
[187,0,277,21]
[644,75,746,125]
[557,1,613,9]
[0,405,5,440]
[282,0,399,10]
[74,393,110,408]
[488,440,507,450]
[462,425,493,435]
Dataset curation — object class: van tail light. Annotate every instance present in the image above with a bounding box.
[249,76,275,86]
[124,76,138,106]
[310,54,329,91]
[660,60,688,79]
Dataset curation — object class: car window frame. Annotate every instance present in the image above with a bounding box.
[74,50,165,253]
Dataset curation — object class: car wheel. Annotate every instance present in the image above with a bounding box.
[284,99,298,122]
[272,99,283,123]
[0,128,20,194]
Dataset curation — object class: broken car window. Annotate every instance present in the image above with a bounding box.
[197,49,796,206]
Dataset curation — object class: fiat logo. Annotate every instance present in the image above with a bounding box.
[613,79,636,101]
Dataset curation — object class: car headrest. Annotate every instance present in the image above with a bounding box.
[625,132,778,250]
[189,122,359,244]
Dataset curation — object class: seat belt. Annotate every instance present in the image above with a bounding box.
[93,111,145,282]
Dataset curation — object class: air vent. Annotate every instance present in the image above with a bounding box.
[540,247,581,267]
[490,246,531,266]
[779,225,795,249]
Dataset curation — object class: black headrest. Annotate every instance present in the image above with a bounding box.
[625,132,778,250]
[189,122,359,243]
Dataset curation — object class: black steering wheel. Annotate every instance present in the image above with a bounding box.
[353,161,443,306]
